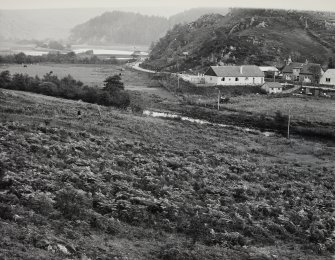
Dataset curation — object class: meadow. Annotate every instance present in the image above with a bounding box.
[0,63,178,108]
[0,63,149,88]
[0,88,335,259]
[222,95,335,124]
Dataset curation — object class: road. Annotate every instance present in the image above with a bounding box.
[128,61,156,74]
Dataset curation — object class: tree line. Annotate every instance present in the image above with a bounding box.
[0,71,130,109]
[0,52,124,65]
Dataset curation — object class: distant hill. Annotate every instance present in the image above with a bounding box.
[143,8,335,72]
[68,8,229,46]
[69,11,170,45]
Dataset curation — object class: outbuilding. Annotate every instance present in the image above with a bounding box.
[261,82,283,94]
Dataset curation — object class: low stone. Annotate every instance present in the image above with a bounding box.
[57,244,70,255]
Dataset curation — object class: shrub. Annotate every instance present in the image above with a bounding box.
[103,74,124,92]
[158,243,199,260]
[0,71,131,109]
[55,185,92,220]
[0,203,13,220]
[0,162,5,181]
[27,192,54,216]
[130,95,146,114]
[274,110,288,130]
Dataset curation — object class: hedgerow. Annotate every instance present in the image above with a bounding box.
[0,70,130,109]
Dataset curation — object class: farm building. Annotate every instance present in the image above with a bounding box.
[282,62,304,81]
[259,66,279,77]
[282,60,323,83]
[319,69,335,86]
[204,65,264,86]
[261,82,283,94]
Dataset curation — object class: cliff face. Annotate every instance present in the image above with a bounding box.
[143,8,335,72]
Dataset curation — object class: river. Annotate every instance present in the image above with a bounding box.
[143,110,274,137]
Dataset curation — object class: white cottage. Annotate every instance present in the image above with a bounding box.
[204,65,264,86]
[320,69,335,86]
[259,66,280,77]
[261,82,283,94]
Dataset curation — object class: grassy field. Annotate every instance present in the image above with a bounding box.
[0,63,153,88]
[0,63,179,108]
[221,95,335,124]
[0,88,335,259]
[159,76,335,127]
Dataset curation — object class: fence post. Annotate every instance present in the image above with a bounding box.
[217,90,220,111]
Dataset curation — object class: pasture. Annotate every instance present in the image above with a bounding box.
[222,95,335,124]
[0,63,178,104]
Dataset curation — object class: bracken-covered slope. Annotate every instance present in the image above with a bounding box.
[1,87,335,259]
[143,8,335,72]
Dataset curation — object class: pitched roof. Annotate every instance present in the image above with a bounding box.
[259,66,279,72]
[282,62,304,73]
[282,62,322,74]
[299,63,322,75]
[262,82,282,88]
[205,65,264,77]
[322,69,335,78]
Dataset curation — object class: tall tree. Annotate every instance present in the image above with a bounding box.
[308,65,322,84]
[328,57,334,69]
[103,75,124,93]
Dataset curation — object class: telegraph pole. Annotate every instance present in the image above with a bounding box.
[287,108,291,139]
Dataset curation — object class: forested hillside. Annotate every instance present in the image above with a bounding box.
[143,8,335,72]
[68,8,229,46]
[69,11,170,45]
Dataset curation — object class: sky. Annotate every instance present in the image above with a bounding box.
[0,0,335,13]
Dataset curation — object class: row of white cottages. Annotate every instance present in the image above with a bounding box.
[182,65,335,88]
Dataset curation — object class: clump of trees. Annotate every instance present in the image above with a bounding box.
[0,71,130,109]
[0,52,123,65]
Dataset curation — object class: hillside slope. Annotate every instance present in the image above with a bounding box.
[168,7,228,25]
[69,11,170,45]
[68,8,229,46]
[143,8,335,72]
[1,88,335,259]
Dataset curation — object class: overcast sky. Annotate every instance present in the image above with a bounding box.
[1,0,334,13]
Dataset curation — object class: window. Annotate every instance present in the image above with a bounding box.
[221,77,225,81]
[235,77,239,81]
[326,78,331,82]
[245,77,249,80]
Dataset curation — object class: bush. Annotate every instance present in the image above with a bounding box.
[27,192,54,216]
[158,243,199,260]
[55,186,92,220]
[0,162,5,181]
[0,71,131,109]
